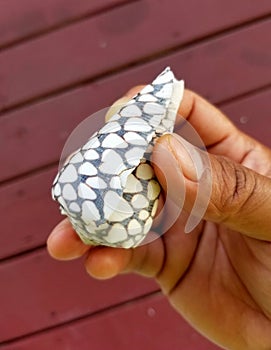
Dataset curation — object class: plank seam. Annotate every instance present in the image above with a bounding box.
[1,79,271,185]
[0,290,161,346]
[0,0,140,52]
[0,14,270,116]
[0,161,59,189]
[216,83,271,107]
[0,245,46,265]
[0,83,270,262]
[0,82,270,195]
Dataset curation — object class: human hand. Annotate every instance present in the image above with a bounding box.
[47,88,271,350]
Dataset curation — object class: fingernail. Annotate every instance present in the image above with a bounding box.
[168,133,199,182]
[152,134,186,205]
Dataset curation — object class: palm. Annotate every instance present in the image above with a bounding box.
[162,221,270,347]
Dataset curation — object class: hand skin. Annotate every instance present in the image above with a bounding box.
[47,88,271,350]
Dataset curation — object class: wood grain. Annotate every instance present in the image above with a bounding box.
[0,168,61,260]
[1,91,270,260]
[0,294,220,350]
[221,88,271,148]
[0,3,270,348]
[0,248,157,342]
[1,20,271,183]
[0,1,270,111]
[0,0,130,48]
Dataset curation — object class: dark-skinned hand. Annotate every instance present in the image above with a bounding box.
[48,87,271,350]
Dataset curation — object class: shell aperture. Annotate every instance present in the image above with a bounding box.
[52,67,184,248]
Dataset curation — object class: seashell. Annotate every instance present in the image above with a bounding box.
[52,67,184,248]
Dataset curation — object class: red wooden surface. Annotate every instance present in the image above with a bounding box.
[221,88,271,148]
[0,1,270,349]
[0,0,130,48]
[1,20,271,183]
[0,248,157,342]
[1,87,270,260]
[0,294,219,350]
[0,1,270,112]
[0,168,61,259]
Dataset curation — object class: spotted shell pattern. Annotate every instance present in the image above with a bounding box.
[52,67,184,248]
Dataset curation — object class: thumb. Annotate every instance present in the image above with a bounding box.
[152,133,271,241]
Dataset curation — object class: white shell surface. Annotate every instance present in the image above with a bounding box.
[52,67,184,248]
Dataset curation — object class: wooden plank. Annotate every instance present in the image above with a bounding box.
[220,89,271,148]
[1,21,271,183]
[0,294,220,349]
[0,0,130,48]
[0,2,270,111]
[1,90,271,261]
[0,167,62,260]
[0,5,269,349]
[0,249,157,342]
[0,87,105,183]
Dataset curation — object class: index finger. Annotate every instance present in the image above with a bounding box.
[176,89,237,148]
[176,90,267,166]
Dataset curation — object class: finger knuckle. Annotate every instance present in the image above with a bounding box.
[210,156,257,220]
